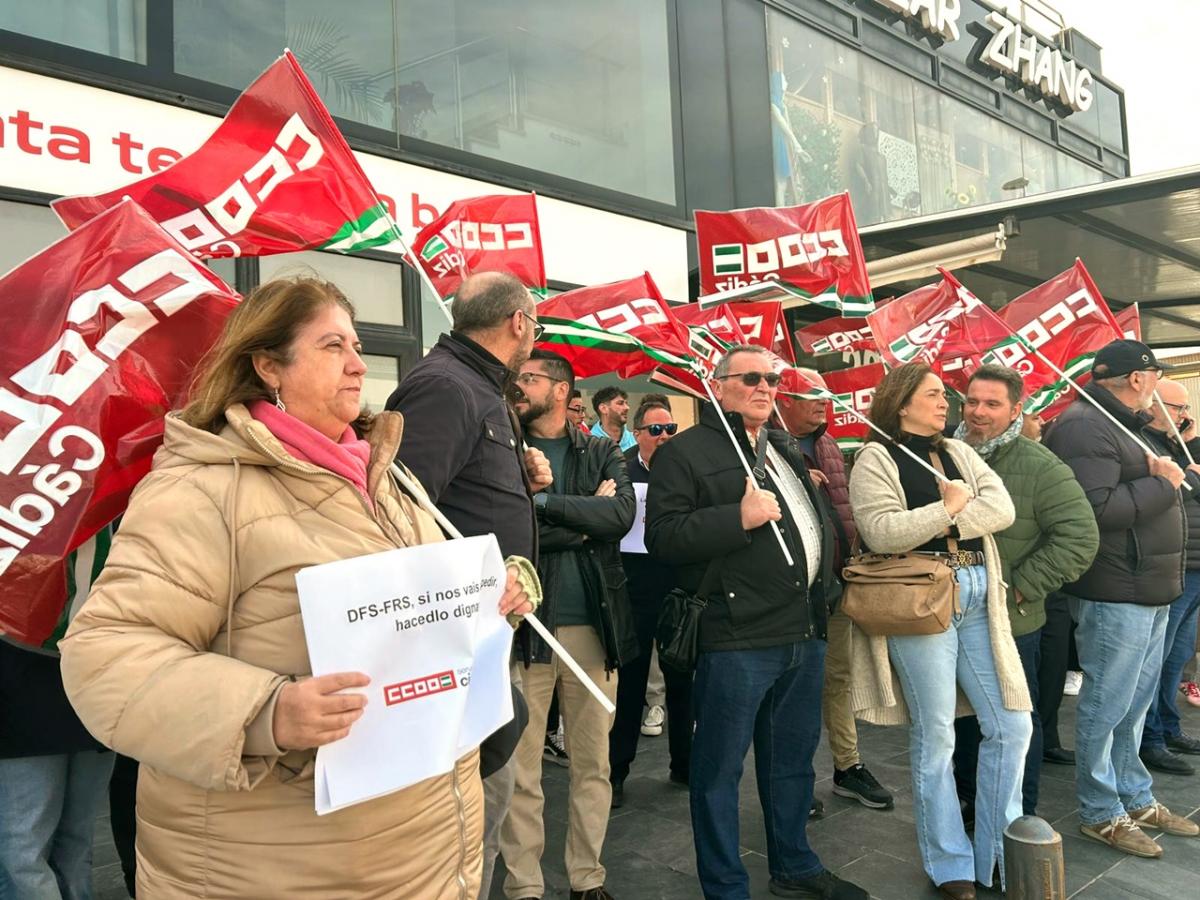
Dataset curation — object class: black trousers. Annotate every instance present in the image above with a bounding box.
[108,753,138,897]
[608,587,693,782]
[1038,591,1078,752]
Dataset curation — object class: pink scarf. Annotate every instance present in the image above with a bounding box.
[248,400,373,507]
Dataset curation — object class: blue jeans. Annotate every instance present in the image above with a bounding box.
[1143,571,1200,749]
[954,627,1043,815]
[888,566,1031,888]
[690,640,826,900]
[0,751,115,900]
[1070,597,1169,825]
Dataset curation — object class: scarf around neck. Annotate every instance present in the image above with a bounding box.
[954,413,1023,460]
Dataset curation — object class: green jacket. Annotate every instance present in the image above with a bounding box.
[985,435,1099,636]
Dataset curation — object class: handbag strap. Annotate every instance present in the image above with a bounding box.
[927,450,958,553]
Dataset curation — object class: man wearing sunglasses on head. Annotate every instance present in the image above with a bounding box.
[609,400,692,808]
[646,345,866,900]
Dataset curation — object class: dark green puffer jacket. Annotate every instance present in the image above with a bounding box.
[985,435,1099,636]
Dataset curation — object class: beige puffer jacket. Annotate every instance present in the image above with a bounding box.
[60,405,483,900]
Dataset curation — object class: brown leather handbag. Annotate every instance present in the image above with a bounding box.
[840,451,962,636]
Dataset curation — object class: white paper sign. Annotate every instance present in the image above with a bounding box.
[620,482,650,554]
[296,534,513,815]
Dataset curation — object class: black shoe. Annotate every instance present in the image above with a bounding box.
[1166,731,1200,755]
[1043,747,1076,766]
[669,768,689,787]
[809,798,824,819]
[768,870,869,899]
[570,887,614,900]
[543,731,569,768]
[610,779,625,809]
[1140,746,1195,775]
[833,764,894,810]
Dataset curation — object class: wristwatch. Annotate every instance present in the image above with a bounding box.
[533,493,549,511]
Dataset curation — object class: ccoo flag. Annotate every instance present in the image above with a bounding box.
[52,51,395,258]
[412,193,547,300]
[695,193,873,316]
[0,200,240,647]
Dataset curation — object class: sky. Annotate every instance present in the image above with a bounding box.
[1049,0,1198,175]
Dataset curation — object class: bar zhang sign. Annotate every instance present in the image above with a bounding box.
[869,0,1094,113]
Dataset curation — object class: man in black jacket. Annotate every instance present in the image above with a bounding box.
[646,345,865,900]
[385,271,551,899]
[499,349,636,900]
[1044,340,1199,857]
[1138,377,1200,775]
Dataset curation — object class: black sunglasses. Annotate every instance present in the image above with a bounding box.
[716,371,782,388]
[637,423,678,437]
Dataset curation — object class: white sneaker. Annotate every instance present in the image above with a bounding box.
[1064,671,1083,696]
[641,704,665,736]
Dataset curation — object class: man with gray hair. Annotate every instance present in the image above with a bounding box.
[647,345,866,900]
[386,270,553,898]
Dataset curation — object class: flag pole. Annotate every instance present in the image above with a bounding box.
[389,464,615,714]
[1025,345,1192,491]
[363,190,454,326]
[1153,390,1197,466]
[699,377,796,568]
[823,394,951,483]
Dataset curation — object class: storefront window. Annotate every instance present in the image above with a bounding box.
[0,2,146,62]
[766,9,1106,224]
[0,201,70,274]
[396,0,676,204]
[258,250,406,327]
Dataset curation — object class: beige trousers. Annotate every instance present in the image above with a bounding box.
[500,626,618,898]
[822,607,861,770]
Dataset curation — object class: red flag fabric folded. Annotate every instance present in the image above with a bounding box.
[1116,303,1141,341]
[695,193,873,316]
[412,193,547,299]
[53,51,394,259]
[0,200,240,646]
[795,315,877,355]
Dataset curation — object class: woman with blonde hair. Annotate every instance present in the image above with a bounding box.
[60,276,536,898]
[847,363,1030,900]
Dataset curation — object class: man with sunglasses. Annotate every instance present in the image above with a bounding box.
[385,271,552,899]
[609,400,692,808]
[1138,376,1200,776]
[646,345,866,900]
[1044,340,1199,857]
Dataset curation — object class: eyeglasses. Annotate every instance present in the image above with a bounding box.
[567,404,587,415]
[517,309,544,340]
[1163,401,1191,413]
[636,422,678,437]
[716,371,782,388]
[516,371,562,387]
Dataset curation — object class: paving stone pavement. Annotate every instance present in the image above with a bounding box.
[90,691,1200,899]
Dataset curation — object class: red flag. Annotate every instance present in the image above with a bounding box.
[695,194,873,316]
[1116,304,1141,341]
[52,52,393,258]
[0,201,240,646]
[868,270,1013,393]
[795,315,877,355]
[535,274,693,379]
[991,261,1123,419]
[728,302,796,363]
[412,193,546,299]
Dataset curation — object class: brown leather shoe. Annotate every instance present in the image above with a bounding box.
[1128,802,1200,837]
[936,880,976,900]
[1080,815,1163,858]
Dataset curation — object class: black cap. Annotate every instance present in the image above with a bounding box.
[1091,340,1172,379]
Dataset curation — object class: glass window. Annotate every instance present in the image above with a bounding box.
[1096,83,1126,152]
[0,201,71,274]
[258,251,405,327]
[173,1,396,131]
[396,0,676,204]
[363,353,401,412]
[1,2,146,62]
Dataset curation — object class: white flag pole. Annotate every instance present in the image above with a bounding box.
[816,392,951,483]
[389,463,615,714]
[362,188,454,326]
[1154,390,1197,466]
[699,378,796,568]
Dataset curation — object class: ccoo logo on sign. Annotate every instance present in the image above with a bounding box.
[383,670,459,706]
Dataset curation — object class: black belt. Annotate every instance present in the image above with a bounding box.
[912,549,986,568]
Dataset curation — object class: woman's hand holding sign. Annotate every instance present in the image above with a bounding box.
[500,564,535,619]
[273,671,370,750]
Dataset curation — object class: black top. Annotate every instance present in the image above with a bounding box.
[885,433,983,553]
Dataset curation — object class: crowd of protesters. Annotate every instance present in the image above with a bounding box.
[3,270,1200,900]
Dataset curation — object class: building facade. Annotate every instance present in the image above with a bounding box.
[0,0,1127,406]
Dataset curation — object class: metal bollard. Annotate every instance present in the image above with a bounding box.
[1003,816,1065,900]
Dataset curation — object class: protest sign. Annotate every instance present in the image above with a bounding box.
[296,534,513,815]
[620,482,649,555]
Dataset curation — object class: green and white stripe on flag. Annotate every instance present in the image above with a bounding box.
[39,525,114,654]
[318,202,399,253]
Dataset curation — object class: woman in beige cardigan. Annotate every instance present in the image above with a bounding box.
[847,364,1031,900]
